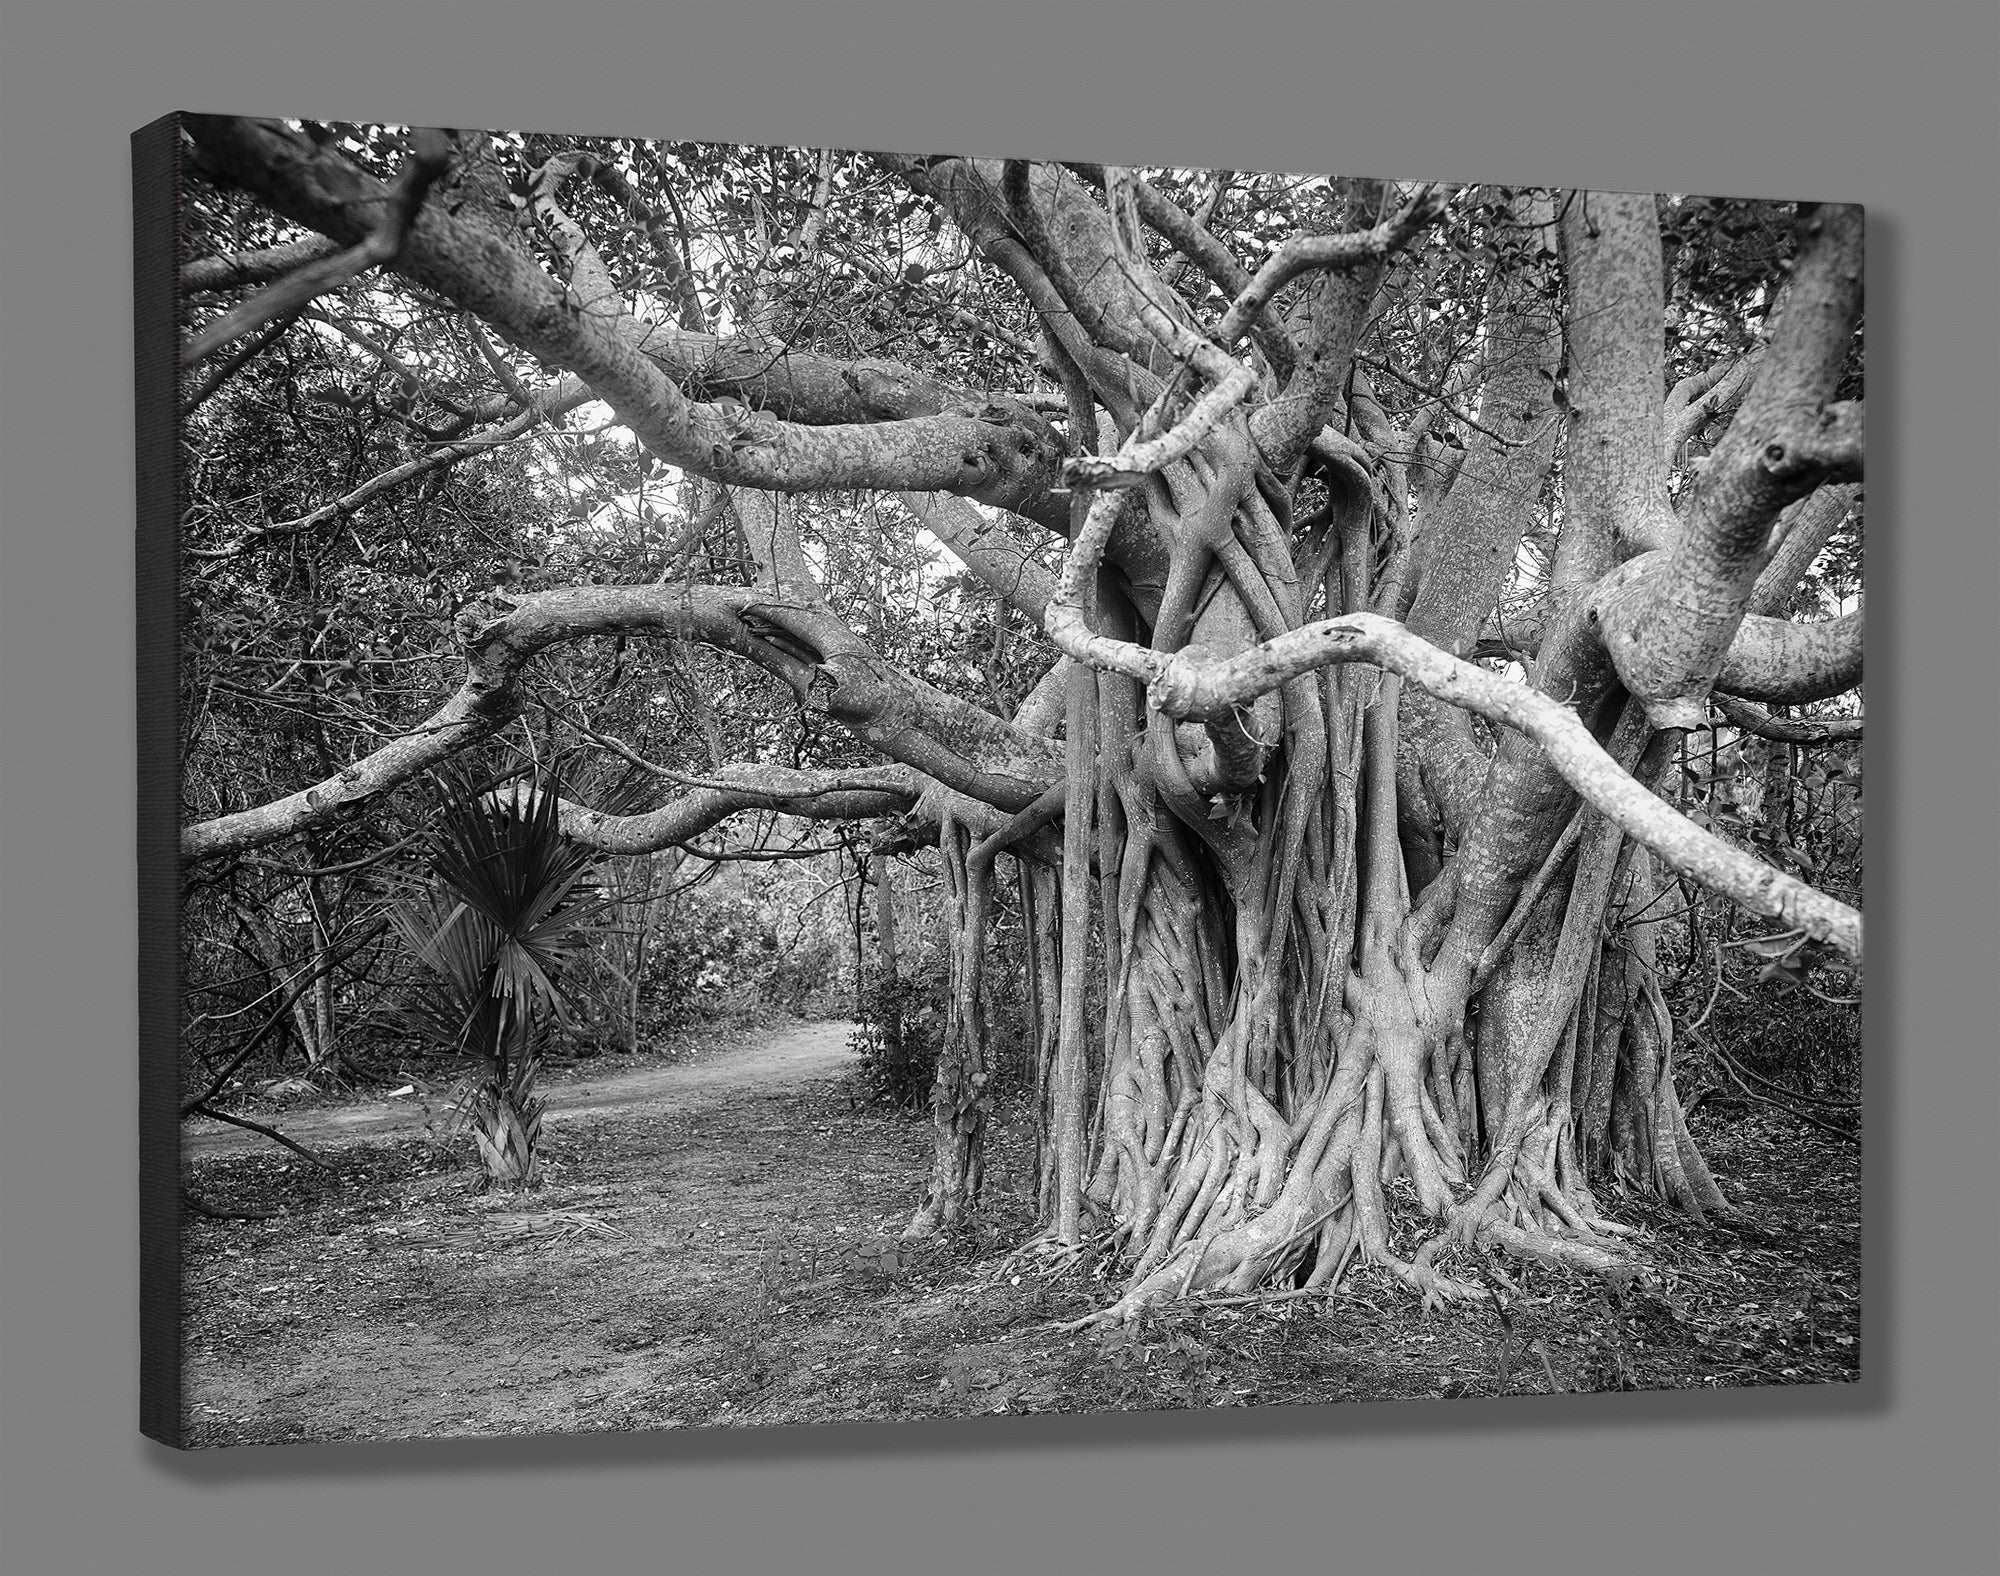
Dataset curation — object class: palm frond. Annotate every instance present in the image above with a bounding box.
[378,763,635,1186]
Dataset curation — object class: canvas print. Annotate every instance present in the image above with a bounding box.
[138,114,1865,1448]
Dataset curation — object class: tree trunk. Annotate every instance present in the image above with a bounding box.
[906,818,994,1236]
[902,175,1814,1318]
[874,853,900,987]
[303,876,339,1077]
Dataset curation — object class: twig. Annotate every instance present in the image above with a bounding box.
[185,1102,331,1168]
[182,1190,281,1221]
[179,310,301,415]
[1704,1052,1859,1143]
[179,920,389,1114]
[1186,1285,1326,1310]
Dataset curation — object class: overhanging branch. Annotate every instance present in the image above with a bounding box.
[181,129,453,369]
[183,117,1067,519]
[498,766,925,855]
[181,583,780,863]
[1046,596,1862,961]
[182,577,1057,864]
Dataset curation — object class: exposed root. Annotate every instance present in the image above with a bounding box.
[1423,1112,1645,1289]
[995,1227,1117,1284]
[1474,1217,1636,1285]
[911,412,1732,1331]
[1379,1253,1483,1309]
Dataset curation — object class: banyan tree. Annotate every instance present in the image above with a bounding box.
[173,117,1863,1317]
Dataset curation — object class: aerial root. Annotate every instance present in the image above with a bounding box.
[1079,1168,1647,1324]
[1084,1075,1662,1322]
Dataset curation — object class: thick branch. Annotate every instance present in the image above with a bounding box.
[1707,696,1862,744]
[1048,598,1860,959]
[1208,184,1452,354]
[1714,605,1862,703]
[181,236,344,295]
[1065,163,1252,307]
[1596,204,1864,728]
[506,766,924,854]
[897,492,1058,624]
[1560,189,1678,561]
[185,564,1059,862]
[181,129,453,368]
[182,584,781,862]
[895,156,1193,413]
[1246,186,1407,475]
[1747,484,1860,617]
[1405,189,1562,656]
[1064,160,1296,380]
[728,489,1061,806]
[183,118,1068,522]
[1479,599,1863,707]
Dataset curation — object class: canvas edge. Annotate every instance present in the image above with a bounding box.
[135,110,188,1449]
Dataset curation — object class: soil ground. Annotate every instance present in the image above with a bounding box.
[179,1017,1861,1447]
[183,1018,861,1156]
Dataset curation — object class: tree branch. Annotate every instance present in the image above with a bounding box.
[1706,696,1861,744]
[182,117,1069,523]
[1063,160,1295,379]
[1208,183,1453,355]
[181,235,343,295]
[184,1103,331,1168]
[1664,349,1760,469]
[500,766,924,855]
[182,583,781,862]
[896,492,1059,624]
[183,562,1061,863]
[1746,483,1860,616]
[1045,593,1861,959]
[181,128,454,368]
[1560,189,1679,561]
[1713,605,1862,703]
[186,384,592,558]
[1594,203,1864,728]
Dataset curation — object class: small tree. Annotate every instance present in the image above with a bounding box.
[386,775,609,1188]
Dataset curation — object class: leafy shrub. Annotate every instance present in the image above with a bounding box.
[1700,978,1861,1102]
[763,929,843,1016]
[851,964,946,1112]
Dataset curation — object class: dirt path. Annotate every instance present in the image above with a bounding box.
[183,1019,859,1156]
[175,1056,1859,1446]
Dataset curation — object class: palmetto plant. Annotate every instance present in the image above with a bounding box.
[384,772,612,1189]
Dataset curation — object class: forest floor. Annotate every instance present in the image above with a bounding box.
[179,1017,1861,1448]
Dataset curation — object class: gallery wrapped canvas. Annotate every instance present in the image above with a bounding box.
[137,114,1864,1448]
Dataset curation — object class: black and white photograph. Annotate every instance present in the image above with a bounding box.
[145,114,1865,1449]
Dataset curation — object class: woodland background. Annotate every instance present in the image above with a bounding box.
[2,4,1994,1576]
